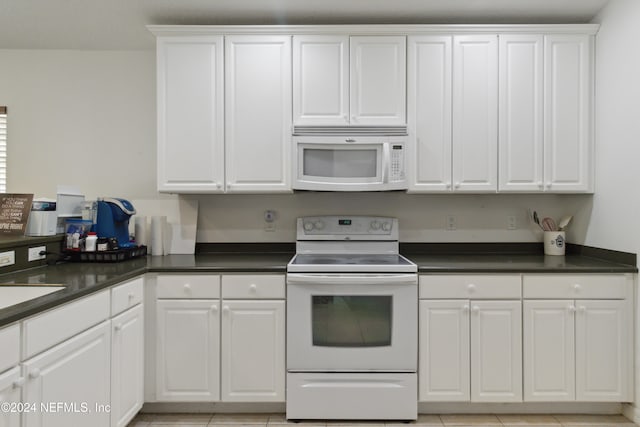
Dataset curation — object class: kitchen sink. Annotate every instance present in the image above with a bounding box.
[0,285,66,310]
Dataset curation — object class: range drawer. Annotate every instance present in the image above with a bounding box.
[156,274,220,299]
[222,274,285,299]
[420,275,522,299]
[523,274,629,299]
[111,277,144,316]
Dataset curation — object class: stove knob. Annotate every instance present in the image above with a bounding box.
[303,221,314,231]
[314,220,325,230]
[370,220,381,230]
[382,221,392,231]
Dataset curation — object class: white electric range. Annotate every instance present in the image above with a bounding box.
[286,216,418,421]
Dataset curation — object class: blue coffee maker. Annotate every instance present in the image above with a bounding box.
[95,198,137,248]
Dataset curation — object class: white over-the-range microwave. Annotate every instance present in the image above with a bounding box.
[292,133,408,192]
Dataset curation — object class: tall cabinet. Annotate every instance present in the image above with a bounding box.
[156,36,225,193]
[225,36,292,193]
[499,34,593,192]
[408,35,498,193]
[452,35,498,192]
[407,36,452,192]
[156,34,292,193]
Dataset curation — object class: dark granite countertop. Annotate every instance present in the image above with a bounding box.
[0,245,636,327]
[409,253,637,273]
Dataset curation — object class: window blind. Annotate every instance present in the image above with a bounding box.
[0,107,6,193]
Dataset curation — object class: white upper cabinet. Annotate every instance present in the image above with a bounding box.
[293,35,349,126]
[293,35,406,126]
[544,34,593,193]
[498,35,544,192]
[225,35,292,193]
[157,36,225,193]
[350,36,407,125]
[452,35,498,192]
[499,34,593,193]
[407,35,453,192]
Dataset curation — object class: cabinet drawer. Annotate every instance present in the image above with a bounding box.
[157,275,220,299]
[23,289,110,359]
[222,275,285,299]
[111,277,144,316]
[523,274,629,299]
[0,323,20,373]
[420,275,521,299]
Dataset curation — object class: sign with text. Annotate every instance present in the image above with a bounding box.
[0,193,34,234]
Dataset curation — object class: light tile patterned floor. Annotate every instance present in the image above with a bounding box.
[127,413,638,427]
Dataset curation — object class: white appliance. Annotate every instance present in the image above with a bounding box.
[25,199,57,236]
[292,135,408,191]
[286,216,418,421]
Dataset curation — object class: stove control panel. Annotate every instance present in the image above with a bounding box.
[298,216,396,237]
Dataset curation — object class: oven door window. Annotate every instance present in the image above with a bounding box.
[312,295,392,347]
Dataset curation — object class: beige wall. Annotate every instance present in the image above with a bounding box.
[0,49,157,200]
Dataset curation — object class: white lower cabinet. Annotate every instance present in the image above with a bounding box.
[220,275,286,402]
[220,300,285,401]
[419,275,522,403]
[522,274,632,402]
[419,300,470,401]
[111,304,144,427]
[419,299,522,402]
[0,366,22,427]
[156,299,220,401]
[523,299,631,402]
[22,321,111,427]
[471,300,522,402]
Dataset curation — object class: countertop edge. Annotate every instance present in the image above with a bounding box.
[1,252,637,328]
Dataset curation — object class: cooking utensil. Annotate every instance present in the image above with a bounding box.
[558,215,573,231]
[532,211,543,230]
[542,217,557,231]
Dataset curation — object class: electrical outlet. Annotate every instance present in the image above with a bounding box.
[28,246,47,262]
[0,250,15,268]
[446,215,456,231]
[507,215,517,230]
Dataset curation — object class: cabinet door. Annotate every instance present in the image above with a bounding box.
[350,36,406,125]
[225,35,292,193]
[419,300,469,401]
[293,35,349,126]
[156,300,220,401]
[452,35,498,192]
[407,36,453,192]
[111,305,144,427]
[575,299,631,401]
[23,321,111,427]
[523,300,575,401]
[498,35,544,192]
[543,34,593,193]
[0,367,22,427]
[157,36,225,193]
[221,300,285,402]
[470,300,522,402]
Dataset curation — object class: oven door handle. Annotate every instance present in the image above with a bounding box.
[287,273,416,286]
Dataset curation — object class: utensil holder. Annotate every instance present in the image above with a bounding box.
[544,231,566,256]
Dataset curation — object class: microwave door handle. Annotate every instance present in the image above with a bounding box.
[382,143,391,183]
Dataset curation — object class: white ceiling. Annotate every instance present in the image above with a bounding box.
[0,0,609,50]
